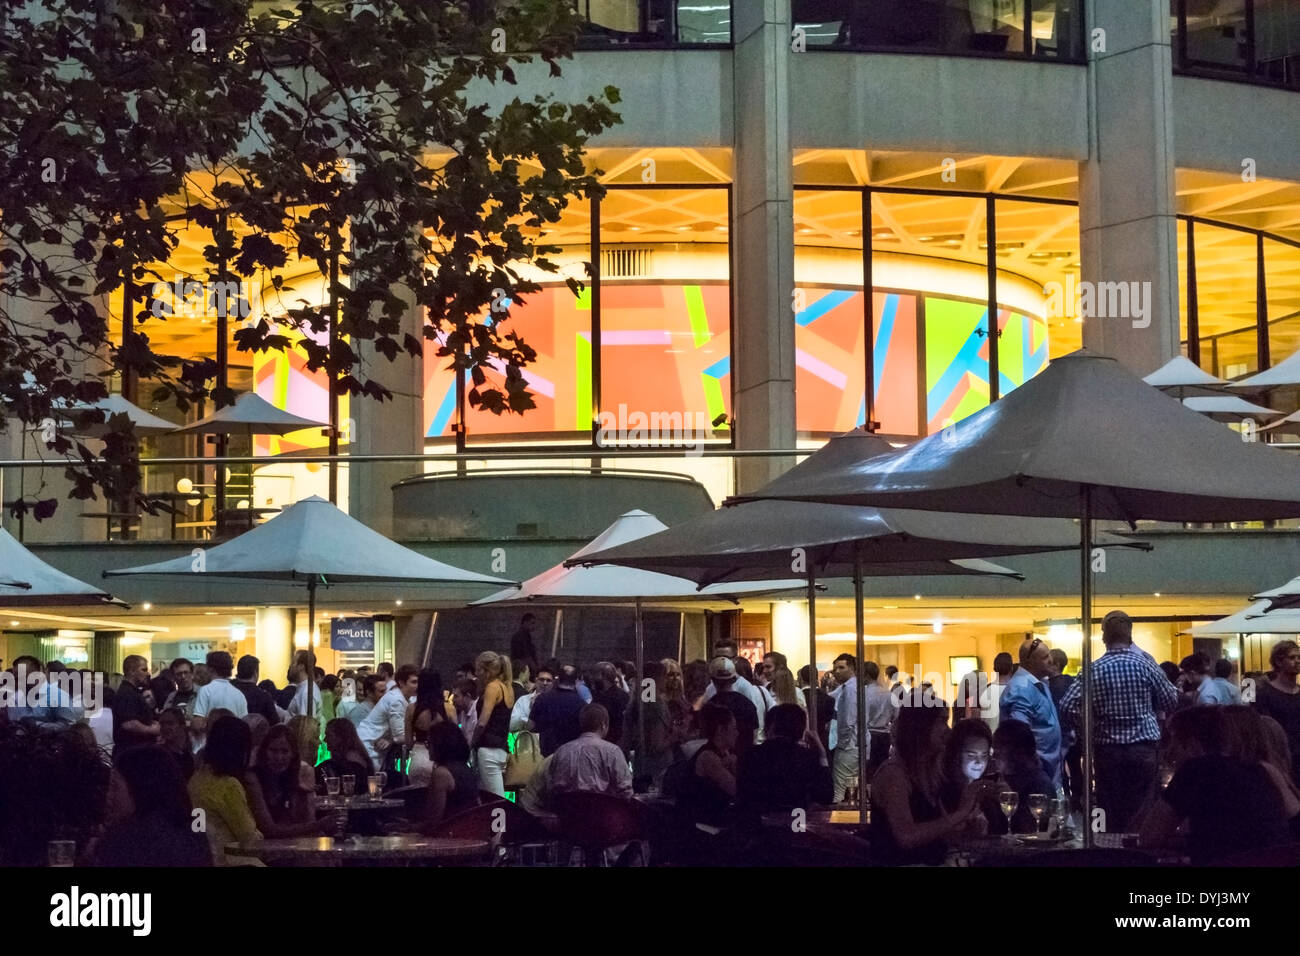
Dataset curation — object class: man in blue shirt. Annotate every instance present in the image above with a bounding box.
[529,663,587,756]
[999,637,1062,789]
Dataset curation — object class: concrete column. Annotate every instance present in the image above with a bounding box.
[347,279,424,538]
[1078,0,1180,374]
[732,0,796,494]
[255,606,294,688]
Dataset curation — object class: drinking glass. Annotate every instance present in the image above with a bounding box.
[377,771,387,791]
[341,774,356,798]
[47,840,76,868]
[367,775,382,800]
[1027,793,1050,833]
[325,776,341,797]
[1051,796,1070,835]
[998,790,1019,834]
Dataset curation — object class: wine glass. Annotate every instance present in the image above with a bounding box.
[998,790,1019,835]
[1027,793,1050,834]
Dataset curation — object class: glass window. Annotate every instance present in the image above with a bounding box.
[793,0,1082,59]
[1178,0,1250,73]
[578,0,733,46]
[1194,223,1259,377]
[596,187,731,447]
[1266,237,1300,367]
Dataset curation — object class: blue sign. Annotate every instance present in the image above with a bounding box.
[330,617,375,652]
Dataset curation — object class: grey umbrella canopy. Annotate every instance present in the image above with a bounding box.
[575,434,1146,822]
[63,394,178,438]
[738,352,1300,523]
[108,496,514,723]
[736,350,1300,843]
[1142,355,1232,399]
[1229,347,1300,390]
[173,391,326,436]
[1182,395,1279,422]
[0,526,122,606]
[173,391,327,522]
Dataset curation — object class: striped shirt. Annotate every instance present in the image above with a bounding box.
[1058,644,1178,745]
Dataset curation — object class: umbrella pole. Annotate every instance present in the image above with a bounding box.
[306,576,316,763]
[854,545,867,827]
[805,569,818,755]
[677,612,685,664]
[551,608,563,659]
[1080,486,1095,849]
[635,596,645,777]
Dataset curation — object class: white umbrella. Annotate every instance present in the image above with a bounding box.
[1229,348,1300,390]
[1191,601,1300,636]
[474,509,814,765]
[1143,356,1232,398]
[0,526,122,606]
[107,496,514,721]
[1182,395,1279,421]
[173,392,328,523]
[62,394,178,438]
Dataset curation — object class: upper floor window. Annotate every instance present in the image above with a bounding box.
[793,0,1085,62]
[1173,0,1300,90]
[576,0,733,47]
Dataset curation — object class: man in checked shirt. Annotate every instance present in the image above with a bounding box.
[1059,610,1179,834]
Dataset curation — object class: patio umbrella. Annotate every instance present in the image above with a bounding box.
[1228,348,1300,390]
[734,350,1300,843]
[1249,574,1300,613]
[1182,395,1279,422]
[473,509,822,772]
[173,392,327,524]
[577,434,1145,822]
[62,394,178,438]
[0,526,123,606]
[106,496,513,733]
[1191,601,1300,635]
[1142,355,1232,399]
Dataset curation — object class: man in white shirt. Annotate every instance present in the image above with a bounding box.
[701,639,769,741]
[191,651,248,735]
[510,665,555,732]
[346,674,386,727]
[829,653,860,803]
[862,661,894,773]
[288,651,323,718]
[978,653,1015,732]
[359,664,418,765]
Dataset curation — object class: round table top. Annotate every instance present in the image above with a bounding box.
[761,809,868,828]
[226,835,490,864]
[317,796,406,812]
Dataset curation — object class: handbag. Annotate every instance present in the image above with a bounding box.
[505,730,542,788]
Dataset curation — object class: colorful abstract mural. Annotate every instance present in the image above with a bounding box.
[251,323,346,454]
[423,282,731,441]
[924,297,1049,434]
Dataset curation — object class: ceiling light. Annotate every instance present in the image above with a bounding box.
[395,599,403,606]
[1153,592,1161,598]
[142,602,152,611]
[914,594,922,600]
[9,620,19,627]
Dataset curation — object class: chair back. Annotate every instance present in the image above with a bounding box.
[554,791,644,848]
[428,799,509,841]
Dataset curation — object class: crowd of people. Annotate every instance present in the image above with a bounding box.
[2,608,1300,866]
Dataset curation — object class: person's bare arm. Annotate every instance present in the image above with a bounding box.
[873,763,980,850]
[243,773,327,839]
[422,767,454,833]
[472,682,503,748]
[121,720,160,736]
[696,749,737,797]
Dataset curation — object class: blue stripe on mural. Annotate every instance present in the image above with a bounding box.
[427,383,457,437]
[925,311,989,411]
[796,289,856,327]
[873,293,898,396]
[703,357,731,378]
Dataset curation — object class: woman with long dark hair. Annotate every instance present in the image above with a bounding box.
[871,691,989,865]
[188,716,261,865]
[244,724,343,839]
[988,719,1053,834]
[422,720,480,832]
[406,668,446,788]
[95,747,210,866]
[317,718,373,787]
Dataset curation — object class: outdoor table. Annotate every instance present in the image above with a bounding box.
[316,796,405,812]
[225,835,491,867]
[761,809,868,829]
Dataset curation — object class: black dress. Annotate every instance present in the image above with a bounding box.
[677,743,733,827]
[871,772,949,866]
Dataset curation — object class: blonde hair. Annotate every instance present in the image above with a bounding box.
[475,651,513,687]
[770,667,799,706]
